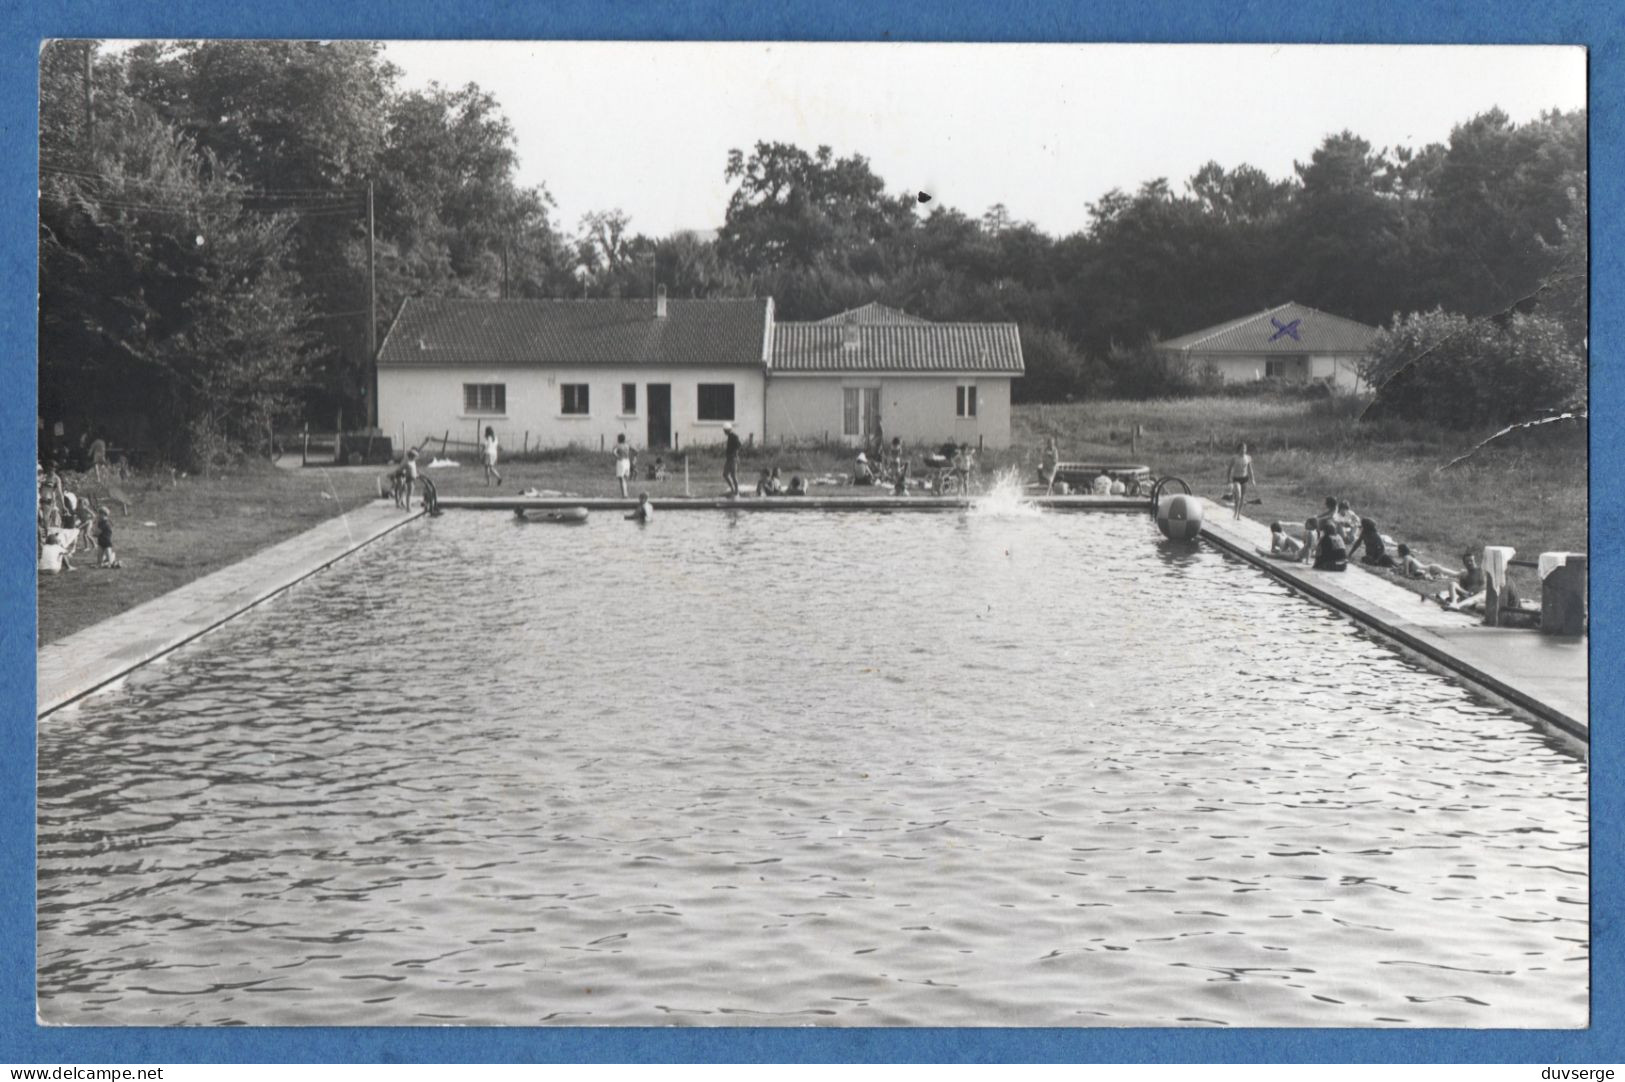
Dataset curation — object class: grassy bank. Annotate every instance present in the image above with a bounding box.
[38,395,1586,646]
[1013,397,1588,600]
[36,464,384,646]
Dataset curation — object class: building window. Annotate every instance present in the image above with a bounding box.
[561,384,590,415]
[621,383,637,415]
[463,383,506,415]
[843,387,881,437]
[956,385,977,418]
[697,383,735,422]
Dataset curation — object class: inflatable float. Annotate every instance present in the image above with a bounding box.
[514,507,590,524]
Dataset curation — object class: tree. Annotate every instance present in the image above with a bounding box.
[40,98,313,467]
[718,142,917,275]
[1362,308,1585,430]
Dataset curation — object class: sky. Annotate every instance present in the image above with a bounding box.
[379,42,1586,239]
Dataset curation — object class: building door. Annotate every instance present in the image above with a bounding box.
[843,387,882,442]
[647,384,671,449]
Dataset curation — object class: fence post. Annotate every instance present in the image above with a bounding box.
[684,455,691,498]
[441,430,449,456]
[301,425,309,467]
[523,431,529,454]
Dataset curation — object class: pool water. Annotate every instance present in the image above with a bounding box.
[37,510,1588,1027]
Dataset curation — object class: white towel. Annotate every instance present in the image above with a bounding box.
[1538,551,1576,580]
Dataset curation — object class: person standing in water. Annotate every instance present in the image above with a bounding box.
[1226,442,1254,520]
[481,426,502,487]
[721,423,742,498]
[613,433,634,497]
[625,492,654,523]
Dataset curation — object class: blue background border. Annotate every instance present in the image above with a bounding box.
[3,0,1616,1064]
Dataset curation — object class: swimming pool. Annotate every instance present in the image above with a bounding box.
[36,509,1587,1027]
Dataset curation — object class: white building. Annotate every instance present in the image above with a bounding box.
[1154,301,1376,391]
[768,303,1024,449]
[376,295,1025,453]
[377,294,772,453]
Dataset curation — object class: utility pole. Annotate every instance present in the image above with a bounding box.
[366,178,377,429]
[82,40,94,158]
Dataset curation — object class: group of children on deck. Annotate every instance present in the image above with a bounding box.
[1267,496,1488,609]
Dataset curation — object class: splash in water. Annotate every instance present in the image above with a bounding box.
[968,468,1044,517]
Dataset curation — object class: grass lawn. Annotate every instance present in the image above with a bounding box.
[36,463,385,646]
[37,395,1587,646]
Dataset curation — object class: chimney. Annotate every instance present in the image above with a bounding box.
[842,311,859,350]
[655,285,667,319]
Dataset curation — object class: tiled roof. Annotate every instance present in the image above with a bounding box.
[377,298,771,367]
[813,301,932,325]
[771,323,1025,374]
[1156,302,1378,354]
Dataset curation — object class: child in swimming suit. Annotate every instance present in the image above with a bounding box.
[1269,521,1303,557]
[625,492,654,523]
[1226,442,1253,520]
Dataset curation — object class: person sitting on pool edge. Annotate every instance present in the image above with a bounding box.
[853,452,876,486]
[1269,521,1304,558]
[1397,544,1455,581]
[1312,515,1348,571]
[1437,550,1486,609]
[625,492,654,523]
[1332,499,1360,544]
[1348,517,1399,568]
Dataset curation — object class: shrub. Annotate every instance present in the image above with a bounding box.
[1362,308,1586,429]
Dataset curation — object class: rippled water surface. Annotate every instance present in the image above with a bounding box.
[38,510,1587,1027]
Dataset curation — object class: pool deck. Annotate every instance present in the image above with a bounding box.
[438,494,1148,512]
[1197,502,1588,741]
[37,502,424,718]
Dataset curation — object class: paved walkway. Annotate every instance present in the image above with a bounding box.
[1199,502,1588,739]
[38,502,421,718]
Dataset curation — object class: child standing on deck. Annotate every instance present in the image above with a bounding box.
[613,434,634,497]
[481,427,502,487]
[402,449,420,510]
[1226,442,1253,520]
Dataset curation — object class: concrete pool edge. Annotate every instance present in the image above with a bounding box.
[37,502,425,719]
[438,494,1147,511]
[1198,511,1588,741]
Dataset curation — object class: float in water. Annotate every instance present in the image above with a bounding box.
[514,506,590,524]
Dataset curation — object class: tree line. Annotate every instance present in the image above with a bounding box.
[39,40,1586,467]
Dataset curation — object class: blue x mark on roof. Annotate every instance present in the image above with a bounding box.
[1269,317,1303,342]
